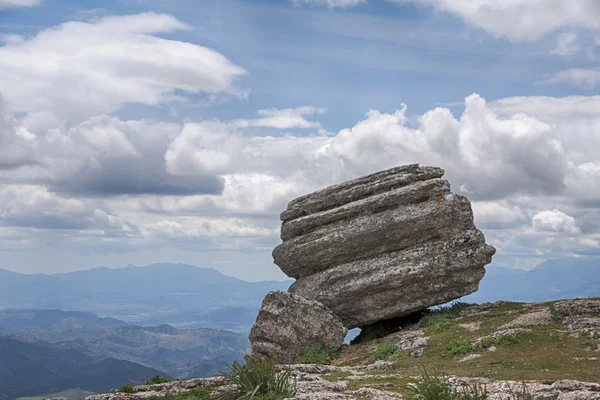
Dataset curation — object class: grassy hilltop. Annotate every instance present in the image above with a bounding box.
[323,299,600,390]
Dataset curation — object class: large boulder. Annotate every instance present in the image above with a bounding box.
[273,164,495,328]
[249,291,347,363]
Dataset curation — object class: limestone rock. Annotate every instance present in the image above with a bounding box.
[249,291,347,363]
[274,164,495,328]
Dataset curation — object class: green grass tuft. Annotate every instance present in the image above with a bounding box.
[295,344,336,365]
[372,341,395,361]
[118,384,134,393]
[217,356,296,400]
[405,369,533,400]
[405,370,459,400]
[441,339,474,358]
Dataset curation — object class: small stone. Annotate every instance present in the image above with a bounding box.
[459,354,482,363]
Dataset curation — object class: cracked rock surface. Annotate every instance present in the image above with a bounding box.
[274,164,495,328]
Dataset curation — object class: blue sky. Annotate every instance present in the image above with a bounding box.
[0,0,599,280]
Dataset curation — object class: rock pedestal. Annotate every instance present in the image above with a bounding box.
[249,291,347,364]
[249,164,495,359]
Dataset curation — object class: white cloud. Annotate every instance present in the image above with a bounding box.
[532,209,581,234]
[316,94,565,199]
[489,95,600,166]
[165,121,243,176]
[0,13,247,120]
[3,90,600,270]
[550,32,580,57]
[290,0,366,9]
[472,201,528,228]
[389,0,600,41]
[0,0,41,9]
[547,68,600,89]
[490,95,600,119]
[233,106,327,130]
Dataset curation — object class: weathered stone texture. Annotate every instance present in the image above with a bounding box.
[249,291,347,364]
[275,164,495,328]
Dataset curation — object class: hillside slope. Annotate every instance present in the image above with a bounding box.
[332,298,600,384]
[0,310,248,379]
[0,337,166,400]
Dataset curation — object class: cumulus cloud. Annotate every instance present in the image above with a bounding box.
[532,209,581,234]
[0,13,247,120]
[3,90,600,270]
[547,68,600,89]
[550,32,580,57]
[317,94,566,200]
[290,0,366,8]
[0,0,41,9]
[388,0,600,41]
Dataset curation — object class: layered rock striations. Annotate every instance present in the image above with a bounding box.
[275,164,496,328]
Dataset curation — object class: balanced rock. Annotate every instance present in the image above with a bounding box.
[272,164,495,328]
[249,291,347,363]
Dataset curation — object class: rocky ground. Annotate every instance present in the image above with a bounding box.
[59,299,600,400]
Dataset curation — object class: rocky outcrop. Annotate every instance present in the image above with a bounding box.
[78,367,600,400]
[249,291,347,364]
[554,299,600,336]
[273,164,495,328]
[81,377,225,400]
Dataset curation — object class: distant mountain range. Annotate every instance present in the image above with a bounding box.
[0,263,292,331]
[0,336,165,400]
[463,257,600,303]
[0,309,248,380]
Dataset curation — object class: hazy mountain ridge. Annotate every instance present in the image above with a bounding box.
[0,309,127,332]
[0,337,166,400]
[0,263,292,311]
[0,310,248,379]
[0,263,292,331]
[464,258,600,303]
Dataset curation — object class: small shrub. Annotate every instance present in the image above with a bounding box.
[295,344,335,365]
[372,341,395,361]
[480,336,496,349]
[217,355,296,400]
[442,339,473,357]
[478,334,519,350]
[423,317,454,335]
[145,375,171,385]
[118,384,134,393]
[496,334,519,346]
[548,304,562,323]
